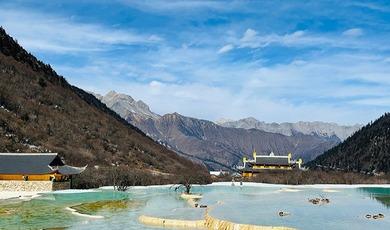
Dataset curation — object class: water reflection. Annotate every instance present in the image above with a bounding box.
[359,187,390,208]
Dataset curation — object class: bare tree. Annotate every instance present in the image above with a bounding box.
[108,166,131,191]
[171,168,211,194]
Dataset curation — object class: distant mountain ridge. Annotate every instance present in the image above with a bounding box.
[216,117,362,141]
[96,91,359,170]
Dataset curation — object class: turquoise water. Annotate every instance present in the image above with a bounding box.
[200,185,390,229]
[1,184,390,229]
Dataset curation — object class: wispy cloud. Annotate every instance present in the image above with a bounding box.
[350,2,390,12]
[342,28,364,37]
[217,44,234,54]
[0,9,156,54]
[120,0,231,12]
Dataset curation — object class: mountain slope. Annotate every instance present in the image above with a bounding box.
[97,91,343,170]
[0,27,207,180]
[306,113,390,173]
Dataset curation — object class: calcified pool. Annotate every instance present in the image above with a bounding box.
[1,183,390,230]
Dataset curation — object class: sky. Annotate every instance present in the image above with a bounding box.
[1,0,390,125]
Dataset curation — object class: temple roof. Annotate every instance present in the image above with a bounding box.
[0,153,86,175]
[254,156,291,165]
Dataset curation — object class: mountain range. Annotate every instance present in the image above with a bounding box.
[216,118,361,141]
[96,91,362,170]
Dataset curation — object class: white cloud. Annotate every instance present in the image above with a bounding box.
[350,2,390,12]
[291,60,307,66]
[217,44,234,54]
[235,29,326,49]
[150,81,163,87]
[282,30,306,43]
[342,28,364,37]
[351,98,390,107]
[230,27,381,52]
[149,35,164,42]
[238,28,265,48]
[149,63,168,68]
[121,0,230,13]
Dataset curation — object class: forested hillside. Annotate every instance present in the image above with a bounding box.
[306,113,390,174]
[0,27,209,187]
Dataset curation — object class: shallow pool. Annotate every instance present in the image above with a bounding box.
[1,183,390,229]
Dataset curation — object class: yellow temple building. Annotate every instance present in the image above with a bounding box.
[0,153,86,191]
[237,151,302,177]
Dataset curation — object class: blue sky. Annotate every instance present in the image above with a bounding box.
[1,0,390,125]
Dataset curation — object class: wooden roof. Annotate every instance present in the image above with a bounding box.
[0,153,86,175]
